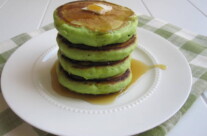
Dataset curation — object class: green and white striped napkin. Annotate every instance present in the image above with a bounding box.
[0,15,207,136]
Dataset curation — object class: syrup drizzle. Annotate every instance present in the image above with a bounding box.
[51,59,166,105]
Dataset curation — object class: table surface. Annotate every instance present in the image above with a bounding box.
[0,0,207,136]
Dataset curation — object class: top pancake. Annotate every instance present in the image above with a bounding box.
[54,1,138,47]
[57,1,135,32]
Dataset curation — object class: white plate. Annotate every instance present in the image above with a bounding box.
[1,28,192,136]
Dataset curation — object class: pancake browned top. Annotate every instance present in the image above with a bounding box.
[59,64,130,83]
[57,34,136,51]
[56,1,135,32]
[60,52,129,68]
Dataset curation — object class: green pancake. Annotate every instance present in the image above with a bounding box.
[57,34,137,62]
[54,1,138,47]
[56,63,132,94]
[58,51,131,79]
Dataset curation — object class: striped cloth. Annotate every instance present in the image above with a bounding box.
[0,15,207,136]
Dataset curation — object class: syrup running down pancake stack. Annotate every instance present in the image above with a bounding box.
[54,1,138,94]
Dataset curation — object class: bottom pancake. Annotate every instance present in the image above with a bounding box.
[56,63,132,95]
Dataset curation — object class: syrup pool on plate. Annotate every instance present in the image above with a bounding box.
[51,59,166,105]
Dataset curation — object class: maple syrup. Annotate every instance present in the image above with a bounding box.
[50,59,166,105]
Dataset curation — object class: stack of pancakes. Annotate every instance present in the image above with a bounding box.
[54,1,138,95]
